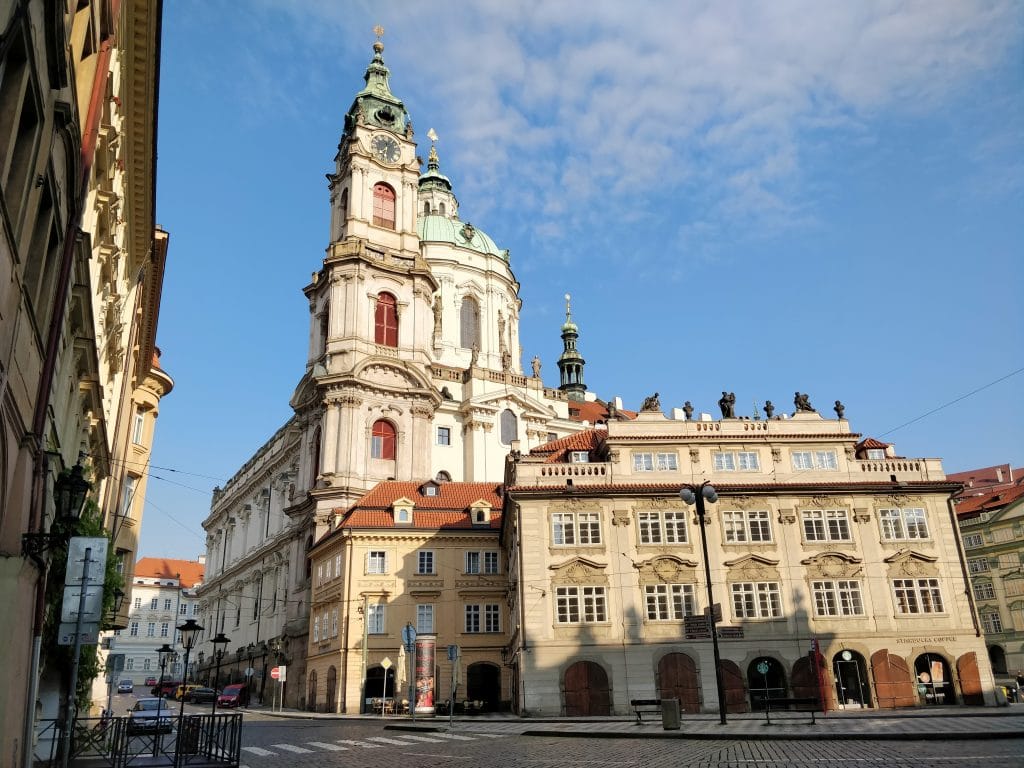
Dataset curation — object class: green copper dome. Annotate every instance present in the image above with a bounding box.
[417,216,509,261]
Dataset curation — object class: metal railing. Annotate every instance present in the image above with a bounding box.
[33,712,243,767]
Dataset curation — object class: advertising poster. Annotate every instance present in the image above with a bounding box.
[414,634,436,715]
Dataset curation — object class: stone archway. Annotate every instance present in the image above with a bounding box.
[307,669,317,712]
[326,666,337,712]
[871,649,915,708]
[563,661,611,716]
[830,650,870,709]
[466,662,501,711]
[748,657,787,711]
[915,653,956,705]
[657,652,700,715]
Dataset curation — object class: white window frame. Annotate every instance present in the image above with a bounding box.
[801,509,852,542]
[160,622,169,637]
[655,452,678,471]
[551,511,602,546]
[131,408,146,445]
[146,622,155,637]
[713,451,760,471]
[555,586,607,624]
[791,450,838,471]
[632,453,654,472]
[962,533,983,549]
[644,583,695,620]
[437,426,451,446]
[569,451,589,464]
[417,550,435,575]
[637,510,688,544]
[879,508,930,541]
[866,448,886,460]
[150,598,158,610]
[973,581,995,600]
[968,558,990,574]
[367,550,388,574]
[129,622,139,637]
[366,603,386,634]
[811,580,864,617]
[121,476,138,517]
[731,582,783,619]
[723,509,772,543]
[394,506,412,523]
[981,612,1003,633]
[417,604,434,634]
[892,578,945,614]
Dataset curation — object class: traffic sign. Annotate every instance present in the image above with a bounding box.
[64,537,108,586]
[61,585,104,623]
[58,622,99,646]
[447,644,460,661]
[270,665,286,682]
[401,623,417,652]
[381,656,393,670]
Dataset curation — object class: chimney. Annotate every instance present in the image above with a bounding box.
[996,467,1004,483]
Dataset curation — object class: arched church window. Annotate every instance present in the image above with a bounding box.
[500,409,518,445]
[460,296,479,349]
[423,202,430,216]
[371,420,396,460]
[439,202,446,215]
[340,188,349,219]
[374,292,398,347]
[435,470,452,483]
[310,426,322,486]
[372,183,396,229]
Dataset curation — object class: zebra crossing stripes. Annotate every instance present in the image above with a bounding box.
[271,743,314,753]
[366,735,423,745]
[430,732,478,741]
[241,747,275,757]
[336,738,383,748]
[389,733,446,743]
[307,741,349,751]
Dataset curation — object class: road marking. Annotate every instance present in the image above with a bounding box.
[241,747,275,756]
[469,732,506,738]
[307,741,348,751]
[431,732,478,741]
[366,735,420,745]
[271,743,313,753]
[336,739,383,748]
[393,733,447,743]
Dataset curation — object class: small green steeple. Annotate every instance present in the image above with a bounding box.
[342,27,411,137]
[557,293,586,401]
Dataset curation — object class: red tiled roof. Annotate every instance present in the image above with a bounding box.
[566,400,637,424]
[342,509,501,530]
[134,557,204,588]
[947,463,1021,488]
[530,429,606,463]
[955,483,1024,517]
[856,438,891,449]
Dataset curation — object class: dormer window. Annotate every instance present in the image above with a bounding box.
[866,449,886,460]
[570,451,589,464]
[420,480,440,497]
[469,500,492,526]
[392,497,415,524]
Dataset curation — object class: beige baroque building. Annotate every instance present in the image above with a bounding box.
[306,480,506,713]
[1,2,169,763]
[502,409,994,715]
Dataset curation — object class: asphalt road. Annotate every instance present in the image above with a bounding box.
[236,714,1024,768]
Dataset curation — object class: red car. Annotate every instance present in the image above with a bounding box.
[217,683,247,708]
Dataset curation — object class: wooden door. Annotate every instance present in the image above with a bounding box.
[871,649,916,708]
[657,653,700,715]
[957,652,984,705]
[564,661,611,716]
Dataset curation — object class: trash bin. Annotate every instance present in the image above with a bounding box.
[660,698,681,730]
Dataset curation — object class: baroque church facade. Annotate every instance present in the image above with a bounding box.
[194,38,588,707]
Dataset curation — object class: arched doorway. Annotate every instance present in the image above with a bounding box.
[466,662,501,711]
[915,653,956,705]
[563,661,610,716]
[657,653,700,715]
[832,650,871,708]
[326,666,337,712]
[792,653,834,710]
[748,657,786,711]
[307,670,317,712]
[720,659,748,713]
[364,664,396,713]
[988,645,1008,675]
[871,649,915,708]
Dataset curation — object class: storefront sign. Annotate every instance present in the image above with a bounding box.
[895,636,957,645]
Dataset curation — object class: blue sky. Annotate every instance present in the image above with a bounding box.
[141,0,1024,559]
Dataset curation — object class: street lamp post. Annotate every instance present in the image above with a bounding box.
[680,482,728,725]
[210,632,230,715]
[246,643,255,708]
[175,619,203,727]
[153,643,175,758]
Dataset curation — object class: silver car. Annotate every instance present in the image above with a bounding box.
[127,698,173,734]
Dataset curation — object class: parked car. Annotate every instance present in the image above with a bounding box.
[174,684,200,701]
[217,683,247,708]
[127,698,173,734]
[186,687,217,704]
[117,679,134,694]
[144,677,158,687]
[151,680,182,698]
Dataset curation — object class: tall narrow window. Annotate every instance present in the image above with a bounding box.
[460,296,479,349]
[500,409,518,445]
[121,476,138,518]
[372,183,395,228]
[131,408,146,444]
[374,292,398,347]
[370,420,396,460]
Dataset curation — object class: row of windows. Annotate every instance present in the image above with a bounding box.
[129,621,171,637]
[367,410,520,461]
[554,578,945,624]
[549,507,931,546]
[968,552,1023,574]
[631,449,840,473]
[124,658,181,674]
[361,549,500,576]
[358,603,502,635]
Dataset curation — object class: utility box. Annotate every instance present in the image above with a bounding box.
[660,698,681,730]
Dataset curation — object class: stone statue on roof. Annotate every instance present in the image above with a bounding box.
[794,392,816,413]
[640,392,661,412]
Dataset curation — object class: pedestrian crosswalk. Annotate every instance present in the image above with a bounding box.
[240,730,505,761]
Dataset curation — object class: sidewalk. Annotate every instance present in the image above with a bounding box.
[253,703,1024,741]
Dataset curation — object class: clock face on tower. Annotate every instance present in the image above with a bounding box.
[370,135,401,164]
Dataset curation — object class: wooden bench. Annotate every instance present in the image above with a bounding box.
[757,696,821,724]
[629,698,664,723]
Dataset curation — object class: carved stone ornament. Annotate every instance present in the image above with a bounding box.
[883,548,939,578]
[801,552,863,580]
[549,557,609,586]
[724,554,780,583]
[727,496,759,510]
[876,494,924,508]
[611,510,631,527]
[549,498,601,512]
[777,508,796,525]
[637,556,699,584]
[772,447,782,463]
[690,448,700,464]
[852,507,871,523]
[637,498,687,511]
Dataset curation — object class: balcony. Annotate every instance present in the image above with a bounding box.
[512,461,611,487]
[852,457,945,482]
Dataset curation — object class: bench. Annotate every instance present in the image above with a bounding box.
[629,698,664,723]
[757,696,821,724]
